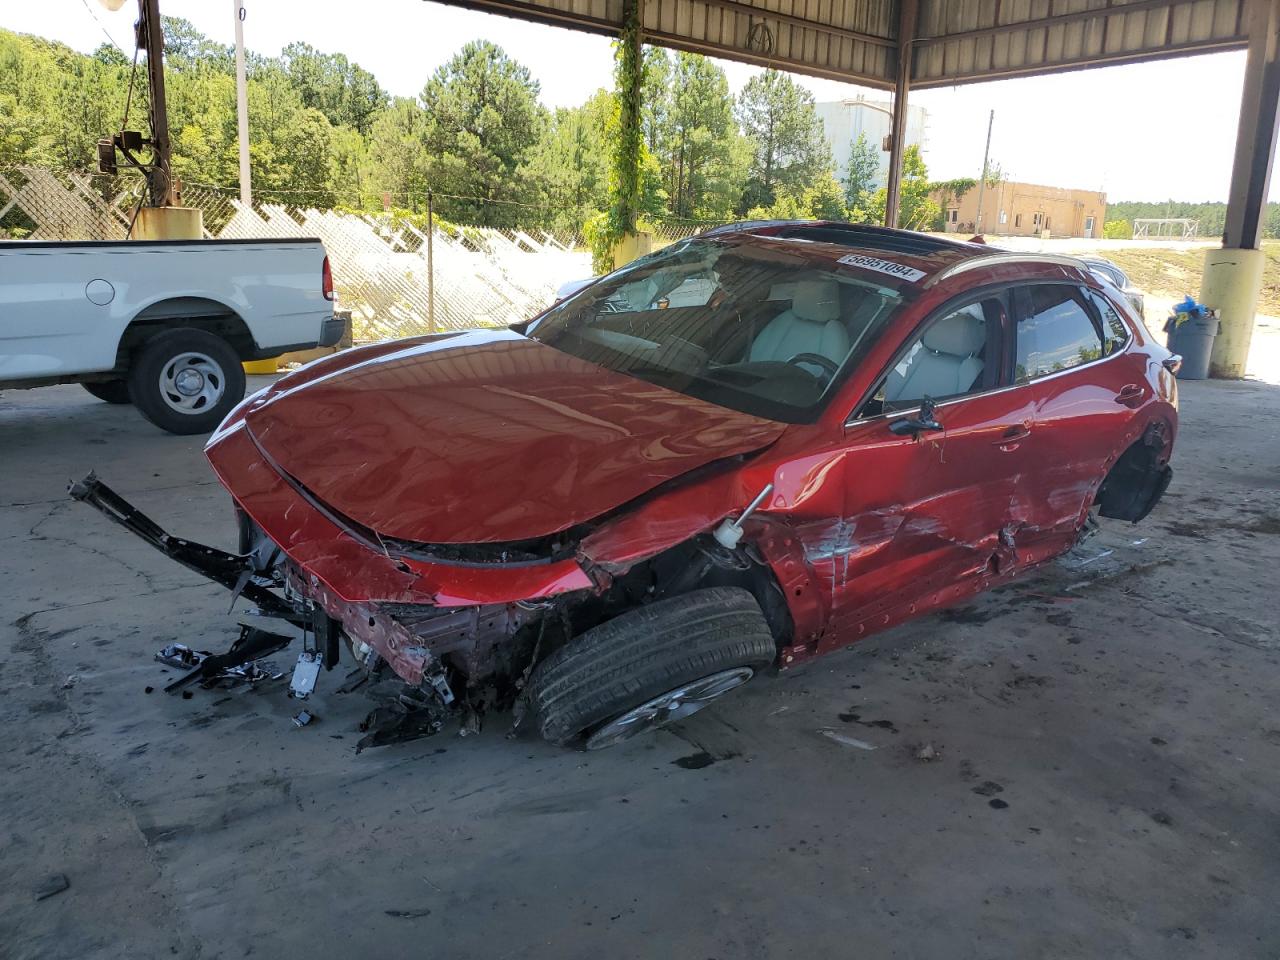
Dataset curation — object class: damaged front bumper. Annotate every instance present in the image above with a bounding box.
[68,471,554,743]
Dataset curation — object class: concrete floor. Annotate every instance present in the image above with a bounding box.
[2,377,1278,960]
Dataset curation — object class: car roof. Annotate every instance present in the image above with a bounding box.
[701,221,1094,290]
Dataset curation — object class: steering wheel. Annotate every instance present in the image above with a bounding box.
[786,352,840,379]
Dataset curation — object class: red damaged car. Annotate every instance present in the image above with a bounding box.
[74,223,1179,750]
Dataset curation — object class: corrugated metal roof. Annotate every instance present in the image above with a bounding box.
[912,0,1248,87]
[426,0,1248,87]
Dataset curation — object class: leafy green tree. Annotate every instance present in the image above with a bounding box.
[280,42,387,135]
[844,131,879,209]
[735,69,832,212]
[661,53,743,220]
[864,145,939,230]
[745,171,847,221]
[522,90,614,232]
[982,159,1006,187]
[418,41,547,225]
[364,96,431,207]
[163,16,233,70]
[640,48,672,157]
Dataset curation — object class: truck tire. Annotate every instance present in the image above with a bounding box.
[127,328,246,435]
[526,587,776,750]
[81,380,132,404]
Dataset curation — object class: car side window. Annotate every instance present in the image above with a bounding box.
[1014,285,1104,382]
[1088,290,1131,356]
[856,295,1004,418]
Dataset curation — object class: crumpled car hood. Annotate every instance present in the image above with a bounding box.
[237,329,785,544]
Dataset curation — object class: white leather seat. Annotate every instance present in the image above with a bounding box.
[749,280,851,370]
[885,304,986,403]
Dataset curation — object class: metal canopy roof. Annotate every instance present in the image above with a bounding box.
[429,0,1248,88]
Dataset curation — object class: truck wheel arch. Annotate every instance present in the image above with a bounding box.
[115,297,258,370]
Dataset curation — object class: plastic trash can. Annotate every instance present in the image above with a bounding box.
[1163,297,1219,380]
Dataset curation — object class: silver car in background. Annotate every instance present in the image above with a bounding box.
[1079,256,1146,320]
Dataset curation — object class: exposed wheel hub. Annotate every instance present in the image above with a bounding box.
[584,666,754,750]
[174,368,205,396]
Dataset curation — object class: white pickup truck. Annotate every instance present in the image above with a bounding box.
[0,237,342,434]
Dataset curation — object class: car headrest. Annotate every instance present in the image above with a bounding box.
[618,277,659,311]
[791,280,840,323]
[922,305,986,357]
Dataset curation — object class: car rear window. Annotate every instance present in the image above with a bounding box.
[1015,285,1104,381]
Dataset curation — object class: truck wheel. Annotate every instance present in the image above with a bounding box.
[127,328,246,435]
[82,380,132,404]
[526,587,776,750]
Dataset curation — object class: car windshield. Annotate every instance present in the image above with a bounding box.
[525,238,904,422]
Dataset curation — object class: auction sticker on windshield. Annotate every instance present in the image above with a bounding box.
[837,254,926,283]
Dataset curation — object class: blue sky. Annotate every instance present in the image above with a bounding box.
[5,0,1266,202]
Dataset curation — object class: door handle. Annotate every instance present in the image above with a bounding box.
[992,425,1031,448]
[1114,384,1145,407]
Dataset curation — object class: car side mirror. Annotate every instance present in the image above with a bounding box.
[888,396,945,437]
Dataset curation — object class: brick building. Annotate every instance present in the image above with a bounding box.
[939,180,1107,239]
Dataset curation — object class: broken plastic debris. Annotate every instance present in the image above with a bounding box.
[914,742,941,762]
[221,661,284,685]
[288,651,322,700]
[155,643,209,670]
[818,729,877,750]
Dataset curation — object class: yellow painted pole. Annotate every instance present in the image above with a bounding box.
[1200,248,1265,379]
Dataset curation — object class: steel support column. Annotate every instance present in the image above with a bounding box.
[1224,0,1280,248]
[1202,0,1280,377]
[884,0,918,228]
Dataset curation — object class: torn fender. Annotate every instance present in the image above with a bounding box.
[578,457,835,643]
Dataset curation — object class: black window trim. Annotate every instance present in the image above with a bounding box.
[1007,280,1129,386]
[843,282,1016,427]
[1084,286,1136,356]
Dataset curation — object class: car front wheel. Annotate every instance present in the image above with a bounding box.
[526,586,777,750]
[127,328,246,435]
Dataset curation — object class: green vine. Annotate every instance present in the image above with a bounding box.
[593,0,646,272]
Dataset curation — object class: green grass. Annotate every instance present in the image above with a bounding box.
[1106,242,1280,316]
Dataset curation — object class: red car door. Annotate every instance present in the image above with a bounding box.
[811,290,1038,655]
[1006,283,1146,561]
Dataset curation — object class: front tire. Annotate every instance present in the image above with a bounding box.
[526,587,777,750]
[81,380,132,404]
[127,328,246,435]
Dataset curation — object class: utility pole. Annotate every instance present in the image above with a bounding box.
[137,0,173,206]
[974,109,994,235]
[427,190,436,334]
[233,0,252,206]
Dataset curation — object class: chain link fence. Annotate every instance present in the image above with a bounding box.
[0,167,598,341]
[0,167,715,342]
